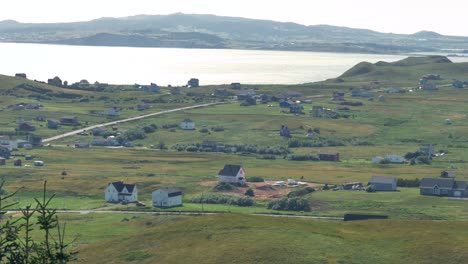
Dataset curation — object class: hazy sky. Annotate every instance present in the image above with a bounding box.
[1,0,467,36]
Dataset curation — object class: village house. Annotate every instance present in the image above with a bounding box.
[237,89,256,100]
[107,107,121,117]
[35,115,46,122]
[60,116,78,126]
[14,159,22,166]
[180,119,195,130]
[279,101,292,108]
[332,92,345,101]
[420,178,468,197]
[420,145,436,156]
[47,76,63,87]
[15,73,27,78]
[137,104,152,111]
[91,126,107,135]
[452,80,464,89]
[319,152,340,162]
[0,157,5,165]
[75,142,90,148]
[18,122,36,132]
[27,135,42,148]
[440,171,456,178]
[230,82,241,90]
[260,94,271,104]
[218,164,246,185]
[47,119,60,129]
[152,188,183,208]
[0,136,18,151]
[279,125,291,137]
[105,181,138,203]
[170,87,182,95]
[311,106,324,117]
[386,87,404,94]
[34,160,44,166]
[0,146,10,159]
[369,176,397,191]
[351,88,373,98]
[372,155,406,164]
[214,88,229,97]
[187,78,199,88]
[289,103,304,114]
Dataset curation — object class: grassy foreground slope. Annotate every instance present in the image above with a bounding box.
[67,213,468,264]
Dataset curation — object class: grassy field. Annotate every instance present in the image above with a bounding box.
[44,213,468,264]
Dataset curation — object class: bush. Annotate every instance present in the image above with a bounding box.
[287,187,315,198]
[266,197,310,211]
[366,185,375,192]
[322,184,330,190]
[142,125,156,133]
[211,126,225,132]
[257,155,276,160]
[247,176,264,183]
[245,189,255,197]
[287,154,320,161]
[397,178,421,187]
[213,182,237,191]
[199,128,209,133]
[190,193,253,207]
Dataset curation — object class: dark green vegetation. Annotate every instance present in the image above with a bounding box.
[2,14,468,53]
[1,56,468,263]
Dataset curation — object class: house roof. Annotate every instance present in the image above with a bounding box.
[219,164,242,177]
[157,187,182,197]
[370,176,396,184]
[182,119,193,123]
[420,178,454,189]
[454,181,468,191]
[110,181,136,193]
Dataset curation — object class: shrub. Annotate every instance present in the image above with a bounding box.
[287,154,320,161]
[211,126,225,132]
[190,193,253,207]
[247,176,264,183]
[199,128,209,133]
[287,187,315,198]
[245,189,255,197]
[142,125,156,133]
[366,185,375,192]
[266,197,310,211]
[257,155,276,160]
[322,184,330,190]
[213,182,237,191]
[397,178,421,187]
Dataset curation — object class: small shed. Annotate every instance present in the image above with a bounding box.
[369,176,397,191]
[14,159,22,166]
[445,119,453,125]
[34,161,44,166]
[152,188,183,208]
[0,157,6,165]
[25,155,33,160]
[319,152,340,162]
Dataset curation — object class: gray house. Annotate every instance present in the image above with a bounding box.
[420,178,468,197]
[218,164,246,186]
[369,176,397,191]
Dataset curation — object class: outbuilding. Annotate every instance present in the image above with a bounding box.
[369,176,397,191]
[152,188,183,208]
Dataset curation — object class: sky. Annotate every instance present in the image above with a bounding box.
[1,0,467,36]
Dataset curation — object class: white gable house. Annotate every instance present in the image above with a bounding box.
[180,119,195,130]
[105,181,138,203]
[218,164,246,186]
[152,188,183,208]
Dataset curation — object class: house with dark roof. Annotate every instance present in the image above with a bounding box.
[289,104,304,114]
[369,176,397,191]
[420,178,468,197]
[60,116,78,126]
[18,122,36,132]
[218,165,246,185]
[152,188,183,207]
[180,119,195,130]
[105,181,138,203]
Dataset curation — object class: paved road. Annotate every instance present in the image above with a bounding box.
[43,102,226,143]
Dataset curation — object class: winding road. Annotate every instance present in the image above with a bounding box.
[43,102,226,143]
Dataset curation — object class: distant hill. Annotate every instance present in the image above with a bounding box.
[1,13,468,53]
[336,56,468,84]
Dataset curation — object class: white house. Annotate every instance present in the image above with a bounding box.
[105,181,138,203]
[372,155,406,164]
[218,164,246,185]
[180,119,195,130]
[107,107,120,117]
[0,136,18,151]
[152,188,183,208]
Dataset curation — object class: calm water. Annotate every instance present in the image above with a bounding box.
[0,42,444,85]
